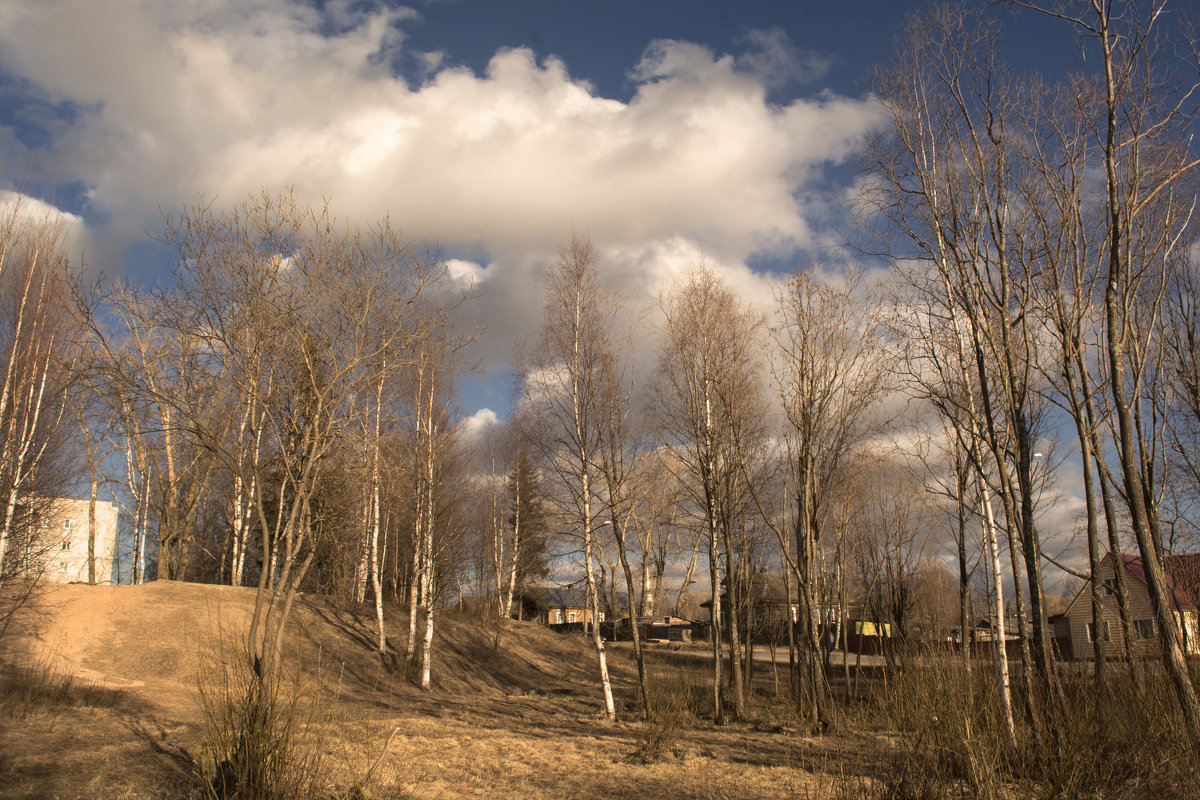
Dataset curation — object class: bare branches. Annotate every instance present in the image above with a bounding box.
[81,191,457,692]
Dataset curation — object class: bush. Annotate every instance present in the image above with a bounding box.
[632,668,703,762]
[876,652,1200,800]
[195,643,326,800]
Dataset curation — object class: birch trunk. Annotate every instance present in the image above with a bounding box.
[503,461,521,619]
[981,478,1017,751]
[418,366,437,689]
[583,481,616,720]
[371,368,388,654]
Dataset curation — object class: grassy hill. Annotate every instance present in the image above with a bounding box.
[0,581,863,800]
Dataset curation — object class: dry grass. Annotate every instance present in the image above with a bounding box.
[194,642,330,800]
[0,655,128,719]
[7,583,1198,800]
[0,584,876,799]
[874,653,1200,800]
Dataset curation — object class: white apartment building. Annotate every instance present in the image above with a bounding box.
[34,497,119,584]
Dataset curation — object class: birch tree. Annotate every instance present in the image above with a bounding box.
[862,6,1063,739]
[83,193,448,698]
[772,268,889,727]
[1014,0,1200,756]
[521,231,616,720]
[0,198,78,585]
[653,263,762,722]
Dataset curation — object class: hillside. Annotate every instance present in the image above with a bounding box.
[0,581,859,800]
[2,581,617,708]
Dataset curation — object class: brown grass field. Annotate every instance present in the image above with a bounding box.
[0,582,894,800]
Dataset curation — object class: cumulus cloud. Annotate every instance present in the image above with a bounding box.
[0,190,87,254]
[0,0,882,408]
[0,190,82,229]
[457,407,499,441]
[444,258,488,289]
[0,2,878,250]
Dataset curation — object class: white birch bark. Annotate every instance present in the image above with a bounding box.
[582,477,615,719]
[419,364,437,688]
[503,461,521,619]
[0,332,55,573]
[981,478,1017,751]
[490,445,505,617]
[406,358,425,659]
[371,367,388,654]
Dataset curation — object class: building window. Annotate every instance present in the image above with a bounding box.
[598,611,605,622]
[61,540,70,550]
[567,610,577,623]
[1102,578,1117,596]
[63,518,76,531]
[1086,621,1111,643]
[552,610,562,624]
[1134,619,1155,640]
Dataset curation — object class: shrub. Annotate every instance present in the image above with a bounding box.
[876,651,1200,800]
[195,642,326,800]
[633,667,703,762]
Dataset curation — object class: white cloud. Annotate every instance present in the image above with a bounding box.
[0,190,82,229]
[0,2,879,251]
[735,27,833,88]
[457,407,498,441]
[445,258,487,289]
[0,0,882,406]
[0,190,87,254]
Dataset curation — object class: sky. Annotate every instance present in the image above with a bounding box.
[0,0,1084,413]
[0,0,1100,589]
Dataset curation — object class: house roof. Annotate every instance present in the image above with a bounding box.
[1121,552,1200,610]
[542,588,589,608]
[541,587,629,609]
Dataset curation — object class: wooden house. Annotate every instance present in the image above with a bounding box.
[1060,551,1200,660]
[541,587,604,631]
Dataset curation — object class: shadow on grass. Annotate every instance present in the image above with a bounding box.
[0,658,128,718]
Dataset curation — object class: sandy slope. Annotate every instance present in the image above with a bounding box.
[7,582,260,713]
[0,581,860,800]
[3,581,611,717]
[0,580,646,799]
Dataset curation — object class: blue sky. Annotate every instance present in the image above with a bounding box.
[0,0,1130,590]
[0,0,1086,421]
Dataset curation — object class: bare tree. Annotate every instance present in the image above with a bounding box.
[862,6,1066,740]
[521,231,616,720]
[82,193,448,696]
[1027,0,1200,756]
[404,341,463,689]
[77,277,223,583]
[653,263,762,722]
[772,267,890,727]
[855,455,933,668]
[593,282,655,718]
[68,378,119,585]
[0,196,79,589]
[1167,246,1200,542]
